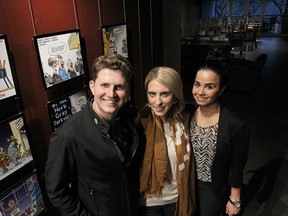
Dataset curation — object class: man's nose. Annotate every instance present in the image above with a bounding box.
[108,87,116,97]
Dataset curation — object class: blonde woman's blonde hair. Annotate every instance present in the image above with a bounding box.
[144,66,185,117]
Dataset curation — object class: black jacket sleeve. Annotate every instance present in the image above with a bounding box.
[228,119,249,188]
[45,131,91,216]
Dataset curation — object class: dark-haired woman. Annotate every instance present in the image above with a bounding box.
[190,60,249,216]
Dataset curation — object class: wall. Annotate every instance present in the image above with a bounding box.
[0,0,128,172]
[0,0,137,214]
[163,0,181,72]
[0,0,169,214]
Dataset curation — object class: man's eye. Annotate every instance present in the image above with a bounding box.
[116,85,125,90]
[101,83,109,88]
[194,83,200,87]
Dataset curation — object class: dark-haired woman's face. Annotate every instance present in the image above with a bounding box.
[192,69,221,106]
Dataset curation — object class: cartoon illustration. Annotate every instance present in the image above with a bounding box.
[2,199,21,216]
[35,31,85,88]
[67,59,77,79]
[0,173,46,216]
[48,89,87,130]
[102,29,111,55]
[0,147,10,174]
[0,60,14,88]
[121,38,128,54]
[70,107,77,115]
[47,57,62,85]
[1,36,17,100]
[56,55,69,81]
[101,24,128,58]
[74,50,84,75]
[109,36,118,54]
[102,30,118,54]
[0,116,33,181]
[0,136,22,176]
[6,136,21,167]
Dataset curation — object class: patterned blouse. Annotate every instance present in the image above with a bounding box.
[190,117,218,182]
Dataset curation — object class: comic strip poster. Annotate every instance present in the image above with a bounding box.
[0,35,16,100]
[47,87,88,130]
[0,172,46,216]
[0,115,33,181]
[34,30,85,89]
[101,23,128,58]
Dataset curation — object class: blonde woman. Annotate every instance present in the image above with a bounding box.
[137,67,196,216]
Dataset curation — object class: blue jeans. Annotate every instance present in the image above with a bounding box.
[140,203,176,216]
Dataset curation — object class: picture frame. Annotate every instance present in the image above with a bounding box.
[101,23,128,58]
[47,87,88,131]
[0,171,46,216]
[0,35,18,101]
[0,114,33,181]
[34,29,86,90]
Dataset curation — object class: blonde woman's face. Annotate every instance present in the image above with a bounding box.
[147,80,175,121]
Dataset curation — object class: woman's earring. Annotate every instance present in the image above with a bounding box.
[219,87,225,96]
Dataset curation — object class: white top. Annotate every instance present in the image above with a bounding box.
[140,122,178,206]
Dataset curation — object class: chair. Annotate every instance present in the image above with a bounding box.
[243,25,259,51]
[228,26,244,57]
[226,53,267,93]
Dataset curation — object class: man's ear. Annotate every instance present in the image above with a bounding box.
[89,80,95,95]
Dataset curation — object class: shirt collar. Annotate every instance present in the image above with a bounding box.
[89,98,111,135]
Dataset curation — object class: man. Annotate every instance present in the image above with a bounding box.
[45,54,139,216]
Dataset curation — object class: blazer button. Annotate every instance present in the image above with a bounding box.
[89,189,94,195]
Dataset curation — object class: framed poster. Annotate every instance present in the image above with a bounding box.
[0,35,17,101]
[0,171,46,216]
[47,87,88,130]
[101,23,128,58]
[0,114,33,181]
[34,29,85,89]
